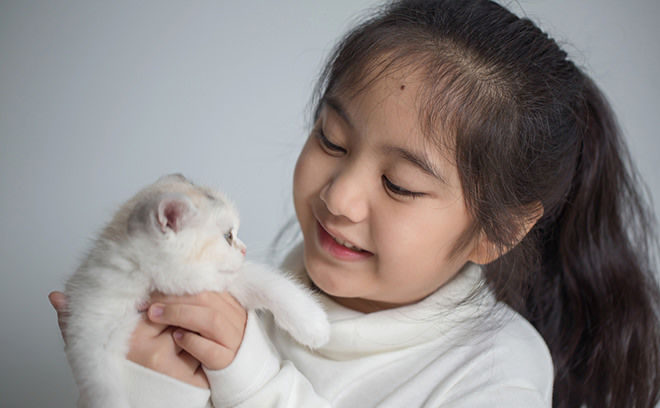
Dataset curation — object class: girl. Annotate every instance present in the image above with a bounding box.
[51,0,660,406]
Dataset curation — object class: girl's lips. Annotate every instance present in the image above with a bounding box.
[316,221,373,261]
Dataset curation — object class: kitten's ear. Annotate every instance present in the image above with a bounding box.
[155,193,197,234]
[157,173,191,185]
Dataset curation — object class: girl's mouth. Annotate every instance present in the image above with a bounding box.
[316,221,373,261]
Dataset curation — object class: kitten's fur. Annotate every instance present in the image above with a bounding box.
[64,174,329,408]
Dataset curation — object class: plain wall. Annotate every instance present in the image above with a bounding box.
[1,1,658,406]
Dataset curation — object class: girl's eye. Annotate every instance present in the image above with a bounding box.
[224,231,233,244]
[316,129,347,155]
[382,175,425,199]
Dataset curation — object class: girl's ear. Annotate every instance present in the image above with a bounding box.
[468,203,544,265]
[466,233,501,265]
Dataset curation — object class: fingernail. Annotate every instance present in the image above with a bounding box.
[173,330,183,340]
[149,305,164,318]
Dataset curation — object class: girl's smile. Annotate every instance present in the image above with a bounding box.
[293,70,491,313]
[316,220,374,261]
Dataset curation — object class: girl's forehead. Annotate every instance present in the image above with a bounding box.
[332,69,454,155]
[332,62,420,103]
[325,73,458,183]
[327,57,461,153]
[328,74,419,137]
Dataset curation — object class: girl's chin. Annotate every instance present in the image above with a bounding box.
[303,259,404,313]
[304,259,342,295]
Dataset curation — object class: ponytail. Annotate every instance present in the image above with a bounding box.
[523,75,660,407]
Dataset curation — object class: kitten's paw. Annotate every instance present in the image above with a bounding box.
[287,316,330,349]
[276,303,330,349]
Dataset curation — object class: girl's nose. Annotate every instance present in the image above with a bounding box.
[319,164,369,223]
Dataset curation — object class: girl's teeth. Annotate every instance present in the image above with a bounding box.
[334,237,363,252]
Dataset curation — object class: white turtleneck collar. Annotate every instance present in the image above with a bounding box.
[280,243,497,360]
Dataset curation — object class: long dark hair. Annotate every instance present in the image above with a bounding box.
[312,0,660,406]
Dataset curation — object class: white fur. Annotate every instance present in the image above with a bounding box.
[64,174,329,408]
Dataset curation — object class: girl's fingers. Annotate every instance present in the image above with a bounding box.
[48,291,68,312]
[173,329,237,370]
[149,291,225,307]
[139,291,248,372]
[48,291,69,340]
[131,312,172,339]
[129,326,182,371]
[128,326,175,366]
[127,325,209,389]
[191,365,210,389]
[217,291,245,313]
[48,290,212,388]
[176,347,206,376]
[148,302,244,350]
[151,291,245,321]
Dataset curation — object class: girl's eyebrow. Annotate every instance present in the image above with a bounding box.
[323,96,355,129]
[323,96,445,182]
[382,145,446,183]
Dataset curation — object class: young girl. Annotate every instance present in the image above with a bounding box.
[50,0,660,406]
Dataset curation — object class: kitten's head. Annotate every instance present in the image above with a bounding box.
[126,174,246,275]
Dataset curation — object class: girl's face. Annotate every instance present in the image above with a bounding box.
[293,73,485,313]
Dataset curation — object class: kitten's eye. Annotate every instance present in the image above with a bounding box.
[224,231,233,244]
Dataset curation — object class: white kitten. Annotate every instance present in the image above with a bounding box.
[63,174,329,408]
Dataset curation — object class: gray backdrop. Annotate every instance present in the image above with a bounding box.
[1,1,658,406]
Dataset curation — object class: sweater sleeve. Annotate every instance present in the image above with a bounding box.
[123,359,212,408]
[204,311,332,408]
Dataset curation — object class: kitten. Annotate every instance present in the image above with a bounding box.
[63,174,329,408]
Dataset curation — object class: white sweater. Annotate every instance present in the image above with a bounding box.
[123,247,554,407]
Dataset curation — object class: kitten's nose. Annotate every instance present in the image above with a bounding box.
[237,243,246,256]
[235,238,247,256]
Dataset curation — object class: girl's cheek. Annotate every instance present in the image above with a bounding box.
[294,142,323,196]
[293,158,308,204]
[293,146,318,220]
[293,140,314,182]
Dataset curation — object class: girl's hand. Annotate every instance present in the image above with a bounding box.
[48,291,210,389]
[146,291,248,371]
[48,291,69,341]
[127,306,210,389]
